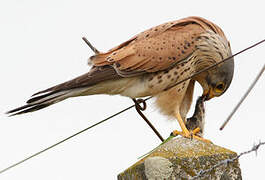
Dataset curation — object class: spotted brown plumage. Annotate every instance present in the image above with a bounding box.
[91,16,227,75]
[7,16,234,142]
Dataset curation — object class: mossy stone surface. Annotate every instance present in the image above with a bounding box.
[118,137,241,180]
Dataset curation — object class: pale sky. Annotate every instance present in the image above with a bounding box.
[0,0,264,179]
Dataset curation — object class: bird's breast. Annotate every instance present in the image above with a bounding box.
[120,61,195,98]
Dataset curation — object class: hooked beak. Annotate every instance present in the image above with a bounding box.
[203,87,215,101]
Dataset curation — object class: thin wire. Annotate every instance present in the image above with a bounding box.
[164,39,265,91]
[0,103,137,174]
[132,98,164,142]
[82,37,99,54]
[220,64,265,130]
[1,38,265,175]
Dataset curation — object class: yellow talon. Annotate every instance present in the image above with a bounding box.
[173,111,211,143]
[172,129,184,136]
[192,127,201,135]
[193,134,212,143]
[172,127,212,143]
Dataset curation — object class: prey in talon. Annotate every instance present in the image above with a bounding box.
[186,95,206,138]
[171,95,211,143]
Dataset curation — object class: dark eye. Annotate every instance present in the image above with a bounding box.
[216,83,224,90]
[215,82,225,93]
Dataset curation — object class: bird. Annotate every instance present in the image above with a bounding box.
[185,95,206,138]
[6,16,234,142]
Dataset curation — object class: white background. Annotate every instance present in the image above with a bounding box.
[0,0,264,179]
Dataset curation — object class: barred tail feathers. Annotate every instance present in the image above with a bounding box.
[6,88,86,116]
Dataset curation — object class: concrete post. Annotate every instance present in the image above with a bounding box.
[118,137,242,180]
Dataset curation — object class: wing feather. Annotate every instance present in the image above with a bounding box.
[90,16,225,76]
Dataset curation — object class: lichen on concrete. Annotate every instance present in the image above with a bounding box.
[144,156,173,180]
[118,137,242,180]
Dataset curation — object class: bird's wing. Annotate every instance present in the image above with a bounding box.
[31,65,122,96]
[91,16,226,77]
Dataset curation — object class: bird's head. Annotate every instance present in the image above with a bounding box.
[196,58,234,101]
[193,32,235,101]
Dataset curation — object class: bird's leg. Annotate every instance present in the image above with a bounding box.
[172,111,211,143]
[172,111,192,137]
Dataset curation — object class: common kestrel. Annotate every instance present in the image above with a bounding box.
[7,16,234,141]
